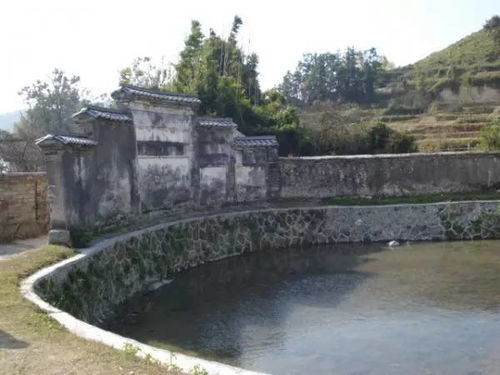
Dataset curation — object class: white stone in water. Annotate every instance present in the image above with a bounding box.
[388,240,400,247]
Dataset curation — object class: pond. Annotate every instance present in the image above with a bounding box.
[107,241,500,375]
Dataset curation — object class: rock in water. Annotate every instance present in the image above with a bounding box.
[388,240,400,247]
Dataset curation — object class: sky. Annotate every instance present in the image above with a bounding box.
[0,0,498,113]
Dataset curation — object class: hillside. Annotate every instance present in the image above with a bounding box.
[378,27,500,152]
[414,29,499,72]
[299,25,500,154]
[387,28,500,94]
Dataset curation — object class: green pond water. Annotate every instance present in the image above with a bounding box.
[108,241,500,375]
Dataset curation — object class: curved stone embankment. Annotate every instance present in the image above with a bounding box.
[21,201,500,375]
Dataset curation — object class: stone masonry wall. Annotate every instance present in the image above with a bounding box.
[0,173,48,242]
[35,201,500,323]
[280,152,500,199]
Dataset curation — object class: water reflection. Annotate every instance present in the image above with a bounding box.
[107,241,500,375]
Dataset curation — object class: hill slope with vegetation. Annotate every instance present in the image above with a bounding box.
[282,16,500,155]
[389,25,500,94]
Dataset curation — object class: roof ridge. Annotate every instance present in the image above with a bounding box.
[233,135,278,147]
[120,84,199,98]
[84,105,129,114]
[72,106,132,122]
[35,134,97,147]
[234,135,277,139]
[198,116,234,120]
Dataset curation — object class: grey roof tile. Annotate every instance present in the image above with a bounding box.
[113,84,201,105]
[35,134,97,147]
[198,117,237,129]
[233,136,278,147]
[72,105,132,122]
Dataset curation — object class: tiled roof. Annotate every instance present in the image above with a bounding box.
[112,84,201,105]
[198,117,237,129]
[233,136,278,147]
[35,134,97,147]
[72,105,132,122]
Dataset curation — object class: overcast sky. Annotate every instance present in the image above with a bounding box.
[0,0,498,113]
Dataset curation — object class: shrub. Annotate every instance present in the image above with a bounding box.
[383,105,424,116]
[479,117,500,150]
[387,131,418,153]
[368,123,418,154]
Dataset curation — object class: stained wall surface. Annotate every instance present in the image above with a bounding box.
[0,173,48,242]
[129,102,197,212]
[280,152,500,199]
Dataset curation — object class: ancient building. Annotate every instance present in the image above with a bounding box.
[36,84,500,245]
[36,85,279,242]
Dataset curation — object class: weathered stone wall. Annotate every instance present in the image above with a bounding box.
[0,173,48,242]
[35,201,500,323]
[280,152,500,199]
[197,127,234,206]
[234,146,280,202]
[54,120,139,232]
[128,102,197,212]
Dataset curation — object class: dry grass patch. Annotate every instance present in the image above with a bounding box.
[0,245,183,375]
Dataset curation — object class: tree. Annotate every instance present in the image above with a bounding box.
[484,15,500,44]
[119,16,307,155]
[174,20,204,92]
[119,57,173,89]
[14,69,86,140]
[172,15,262,123]
[279,48,387,105]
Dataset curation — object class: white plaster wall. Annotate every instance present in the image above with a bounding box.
[129,102,194,143]
[235,166,266,187]
[128,101,196,210]
[235,165,267,201]
[138,157,191,187]
[200,166,227,188]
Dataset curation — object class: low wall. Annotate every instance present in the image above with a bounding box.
[0,173,48,242]
[280,152,500,199]
[34,201,500,324]
[26,201,500,374]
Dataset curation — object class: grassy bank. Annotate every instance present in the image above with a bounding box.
[0,245,183,375]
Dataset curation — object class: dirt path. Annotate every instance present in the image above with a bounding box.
[0,236,48,260]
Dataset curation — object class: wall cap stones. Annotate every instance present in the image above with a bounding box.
[35,134,97,150]
[111,84,202,107]
[281,150,500,161]
[72,105,132,123]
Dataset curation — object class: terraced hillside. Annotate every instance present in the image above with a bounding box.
[381,25,500,152]
[385,102,500,152]
[299,24,500,154]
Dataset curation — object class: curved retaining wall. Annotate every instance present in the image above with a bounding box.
[23,201,500,374]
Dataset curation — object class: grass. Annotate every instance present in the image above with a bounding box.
[387,29,500,93]
[417,137,480,152]
[326,191,500,206]
[0,245,184,375]
[412,29,499,76]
